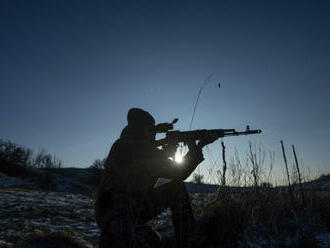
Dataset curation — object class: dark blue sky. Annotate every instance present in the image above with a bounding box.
[1,0,329,183]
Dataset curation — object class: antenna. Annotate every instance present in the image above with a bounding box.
[189,74,213,130]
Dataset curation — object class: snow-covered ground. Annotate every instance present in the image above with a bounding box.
[0,188,173,247]
[0,188,97,247]
[0,177,33,188]
[0,171,329,248]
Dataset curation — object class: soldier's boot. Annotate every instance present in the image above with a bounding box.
[133,224,162,247]
[98,232,112,248]
[99,230,132,248]
[99,223,162,248]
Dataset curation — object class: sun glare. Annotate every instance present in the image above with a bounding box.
[175,152,184,164]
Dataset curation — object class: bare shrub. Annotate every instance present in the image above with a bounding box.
[0,139,33,177]
[86,158,106,187]
[0,139,62,174]
[228,148,245,187]
[89,158,106,170]
[226,143,274,189]
[195,140,329,247]
[260,182,273,188]
[0,139,33,167]
[197,186,329,247]
[192,173,204,184]
[247,141,266,190]
[32,149,62,169]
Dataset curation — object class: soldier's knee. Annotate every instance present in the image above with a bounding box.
[135,225,162,247]
[98,233,112,248]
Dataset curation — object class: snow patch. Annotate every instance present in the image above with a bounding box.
[0,176,32,188]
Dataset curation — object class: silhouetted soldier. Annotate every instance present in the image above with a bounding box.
[95,108,215,247]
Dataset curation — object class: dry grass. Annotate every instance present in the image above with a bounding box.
[193,186,330,247]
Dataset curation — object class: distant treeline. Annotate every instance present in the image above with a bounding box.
[0,139,62,169]
[0,138,108,172]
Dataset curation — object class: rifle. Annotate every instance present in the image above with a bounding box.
[154,119,262,156]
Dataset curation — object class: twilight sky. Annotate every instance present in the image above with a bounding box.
[1,0,329,184]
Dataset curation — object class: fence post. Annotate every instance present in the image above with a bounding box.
[221,141,227,187]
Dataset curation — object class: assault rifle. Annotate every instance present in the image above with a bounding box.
[154,118,262,155]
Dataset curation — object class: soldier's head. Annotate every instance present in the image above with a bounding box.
[127,108,156,140]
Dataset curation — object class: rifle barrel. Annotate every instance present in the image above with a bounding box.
[223,130,262,137]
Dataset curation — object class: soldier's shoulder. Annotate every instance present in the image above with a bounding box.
[117,137,152,146]
[109,138,146,155]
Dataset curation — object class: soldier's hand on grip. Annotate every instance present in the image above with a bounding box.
[185,138,204,164]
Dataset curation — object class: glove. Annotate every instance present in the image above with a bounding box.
[186,141,204,164]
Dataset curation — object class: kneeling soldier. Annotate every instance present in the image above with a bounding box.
[95,108,214,247]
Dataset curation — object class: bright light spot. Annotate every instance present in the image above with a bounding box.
[175,152,184,163]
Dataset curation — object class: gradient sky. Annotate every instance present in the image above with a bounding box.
[1,0,329,184]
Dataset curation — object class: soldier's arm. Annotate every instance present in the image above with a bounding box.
[133,142,204,181]
[164,146,204,180]
[162,136,217,180]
